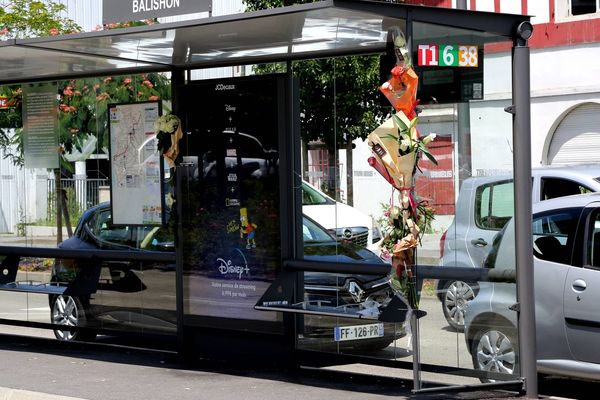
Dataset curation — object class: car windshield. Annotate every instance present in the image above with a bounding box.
[303,217,335,243]
[302,182,334,206]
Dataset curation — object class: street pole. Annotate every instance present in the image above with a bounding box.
[512,22,537,398]
[456,0,472,187]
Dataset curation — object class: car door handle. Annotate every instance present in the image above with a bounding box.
[572,279,587,292]
[471,238,488,247]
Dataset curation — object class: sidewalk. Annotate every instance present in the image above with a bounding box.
[0,332,535,400]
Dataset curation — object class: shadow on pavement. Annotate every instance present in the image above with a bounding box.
[0,332,530,400]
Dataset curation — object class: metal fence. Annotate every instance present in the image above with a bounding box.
[47,178,109,221]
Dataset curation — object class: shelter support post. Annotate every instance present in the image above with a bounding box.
[512,23,537,399]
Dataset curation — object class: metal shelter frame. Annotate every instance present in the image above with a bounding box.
[0,1,535,396]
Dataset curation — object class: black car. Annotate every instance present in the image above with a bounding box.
[51,202,400,350]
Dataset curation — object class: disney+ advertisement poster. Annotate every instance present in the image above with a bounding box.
[179,75,283,325]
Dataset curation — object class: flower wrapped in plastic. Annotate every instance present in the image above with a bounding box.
[154,113,182,168]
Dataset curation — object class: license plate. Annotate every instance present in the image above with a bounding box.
[334,323,384,342]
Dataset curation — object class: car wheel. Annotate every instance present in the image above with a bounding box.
[442,280,477,331]
[51,295,96,341]
[471,326,518,382]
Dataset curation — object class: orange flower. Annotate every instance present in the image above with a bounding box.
[148,95,159,101]
[49,28,59,36]
[123,78,132,85]
[142,80,154,88]
[96,92,110,102]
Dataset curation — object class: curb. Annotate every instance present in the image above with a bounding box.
[0,388,86,400]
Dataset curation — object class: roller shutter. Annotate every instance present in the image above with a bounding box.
[548,103,600,165]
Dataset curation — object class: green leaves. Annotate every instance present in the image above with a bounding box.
[0,0,81,39]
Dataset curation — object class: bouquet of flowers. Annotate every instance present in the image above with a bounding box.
[154,113,182,167]
[367,29,437,309]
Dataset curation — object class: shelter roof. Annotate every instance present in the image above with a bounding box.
[0,0,528,84]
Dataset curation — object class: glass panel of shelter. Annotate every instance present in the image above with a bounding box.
[292,20,520,386]
[410,22,518,384]
[0,74,180,339]
[0,16,523,388]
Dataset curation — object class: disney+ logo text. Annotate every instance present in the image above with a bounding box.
[217,258,250,279]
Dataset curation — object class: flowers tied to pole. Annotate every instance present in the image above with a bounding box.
[154,113,182,168]
[367,28,437,308]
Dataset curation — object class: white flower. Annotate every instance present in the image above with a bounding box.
[154,114,180,134]
[422,133,437,145]
[400,138,411,152]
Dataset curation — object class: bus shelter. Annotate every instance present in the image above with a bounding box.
[0,1,534,396]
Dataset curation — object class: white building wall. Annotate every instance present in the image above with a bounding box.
[57,0,102,32]
[500,2,522,15]
[528,1,550,24]
[470,41,600,171]
[476,0,495,13]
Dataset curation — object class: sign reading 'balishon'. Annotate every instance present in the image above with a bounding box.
[102,0,211,24]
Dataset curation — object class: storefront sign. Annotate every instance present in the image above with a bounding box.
[0,96,8,109]
[102,0,211,24]
[418,44,479,67]
[22,82,59,169]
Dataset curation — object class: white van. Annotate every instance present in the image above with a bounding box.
[302,180,381,253]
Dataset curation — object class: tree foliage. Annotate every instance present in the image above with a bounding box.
[0,0,81,39]
[0,2,171,168]
[57,74,171,155]
[244,0,386,148]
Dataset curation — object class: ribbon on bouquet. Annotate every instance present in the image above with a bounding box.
[399,185,418,221]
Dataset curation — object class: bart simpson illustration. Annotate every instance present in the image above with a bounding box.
[240,207,257,249]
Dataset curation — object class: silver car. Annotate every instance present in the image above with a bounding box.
[438,164,600,331]
[464,192,600,381]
